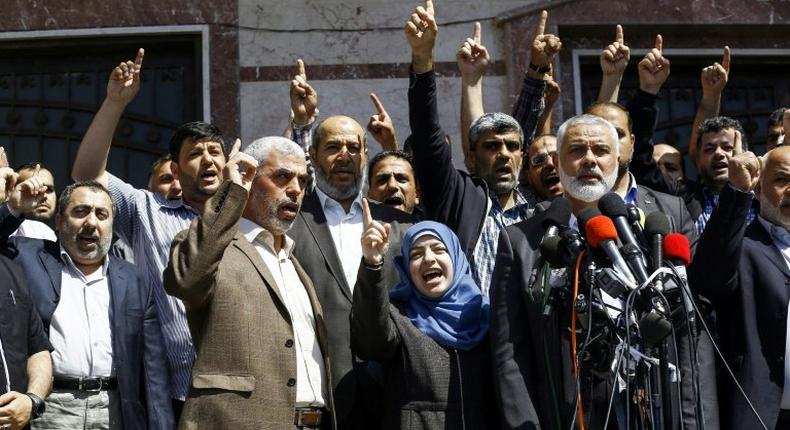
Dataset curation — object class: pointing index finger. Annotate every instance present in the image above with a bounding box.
[369,93,385,115]
[297,59,306,80]
[615,25,623,44]
[362,198,373,229]
[655,34,663,53]
[134,48,145,68]
[722,46,731,72]
[228,138,241,159]
[473,22,481,44]
[425,0,434,16]
[536,10,547,36]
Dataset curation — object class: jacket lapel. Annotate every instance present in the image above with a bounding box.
[107,259,127,341]
[750,221,790,280]
[300,193,353,302]
[231,233,289,317]
[39,243,64,302]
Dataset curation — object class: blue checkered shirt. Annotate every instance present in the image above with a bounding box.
[472,189,532,296]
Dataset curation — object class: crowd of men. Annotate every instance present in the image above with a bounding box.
[0,1,788,429]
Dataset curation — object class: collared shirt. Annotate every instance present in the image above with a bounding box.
[696,187,756,235]
[315,187,365,291]
[622,173,639,207]
[107,173,196,400]
[239,218,328,408]
[49,247,113,378]
[473,189,532,295]
[10,219,57,242]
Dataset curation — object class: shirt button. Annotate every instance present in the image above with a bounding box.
[285,339,294,348]
[287,378,296,387]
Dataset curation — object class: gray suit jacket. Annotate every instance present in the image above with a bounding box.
[164,181,335,430]
[289,191,416,424]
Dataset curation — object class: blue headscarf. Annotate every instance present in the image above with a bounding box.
[389,221,490,351]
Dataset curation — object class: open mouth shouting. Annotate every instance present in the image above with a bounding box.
[199,169,219,186]
[422,267,445,286]
[384,195,405,207]
[495,165,513,180]
[278,201,300,220]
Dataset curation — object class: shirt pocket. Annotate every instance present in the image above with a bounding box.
[191,373,256,393]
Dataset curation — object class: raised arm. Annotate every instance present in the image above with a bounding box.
[72,49,144,187]
[689,47,730,165]
[536,71,560,135]
[289,59,318,190]
[512,11,558,145]
[367,93,399,151]
[163,140,258,310]
[628,35,673,192]
[351,199,400,362]
[597,25,630,103]
[458,22,489,171]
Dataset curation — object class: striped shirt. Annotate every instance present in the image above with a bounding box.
[107,173,195,401]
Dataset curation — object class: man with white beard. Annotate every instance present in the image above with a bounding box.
[489,114,710,429]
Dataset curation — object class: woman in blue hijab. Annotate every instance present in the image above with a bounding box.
[351,201,499,429]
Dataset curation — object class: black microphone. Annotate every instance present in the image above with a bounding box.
[626,203,648,248]
[540,197,572,245]
[644,212,671,273]
[621,243,650,284]
[599,193,650,283]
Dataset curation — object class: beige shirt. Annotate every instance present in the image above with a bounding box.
[239,218,328,407]
[50,248,113,378]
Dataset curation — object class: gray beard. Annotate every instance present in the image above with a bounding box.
[315,166,365,202]
[558,165,618,202]
[759,193,790,231]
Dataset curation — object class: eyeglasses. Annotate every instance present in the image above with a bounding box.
[529,151,557,168]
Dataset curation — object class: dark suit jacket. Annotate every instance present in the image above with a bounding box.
[289,190,415,424]
[490,193,715,429]
[0,209,173,430]
[164,181,336,430]
[689,184,790,429]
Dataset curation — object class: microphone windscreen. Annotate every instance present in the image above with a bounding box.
[644,211,671,236]
[663,233,691,266]
[585,215,619,248]
[541,197,572,230]
[577,207,601,235]
[539,235,564,267]
[598,192,628,218]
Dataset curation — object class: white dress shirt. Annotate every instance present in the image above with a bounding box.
[315,188,364,291]
[49,248,113,378]
[10,219,57,241]
[239,218,328,408]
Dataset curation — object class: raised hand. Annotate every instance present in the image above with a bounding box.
[361,198,391,266]
[0,147,8,168]
[544,71,561,108]
[367,93,398,151]
[222,139,258,193]
[106,48,144,105]
[728,148,761,193]
[405,0,437,73]
[600,25,630,77]
[8,164,47,216]
[530,11,562,69]
[701,46,731,96]
[638,35,671,95]
[456,22,490,84]
[290,59,319,126]
[0,166,17,204]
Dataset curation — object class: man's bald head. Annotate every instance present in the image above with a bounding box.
[653,143,684,183]
[759,145,790,230]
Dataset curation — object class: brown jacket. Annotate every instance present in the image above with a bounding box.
[164,180,335,430]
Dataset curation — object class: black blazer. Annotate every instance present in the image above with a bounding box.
[289,191,415,425]
[490,193,715,429]
[690,184,790,429]
[0,210,173,430]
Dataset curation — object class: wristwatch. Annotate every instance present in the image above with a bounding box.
[26,393,45,418]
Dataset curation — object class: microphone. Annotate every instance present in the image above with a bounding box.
[645,212,671,272]
[584,215,636,284]
[599,193,640,248]
[577,207,601,240]
[540,197,572,247]
[662,233,695,332]
[626,203,648,247]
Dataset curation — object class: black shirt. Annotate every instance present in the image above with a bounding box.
[0,254,51,394]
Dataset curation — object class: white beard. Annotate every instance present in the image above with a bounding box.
[558,164,618,202]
